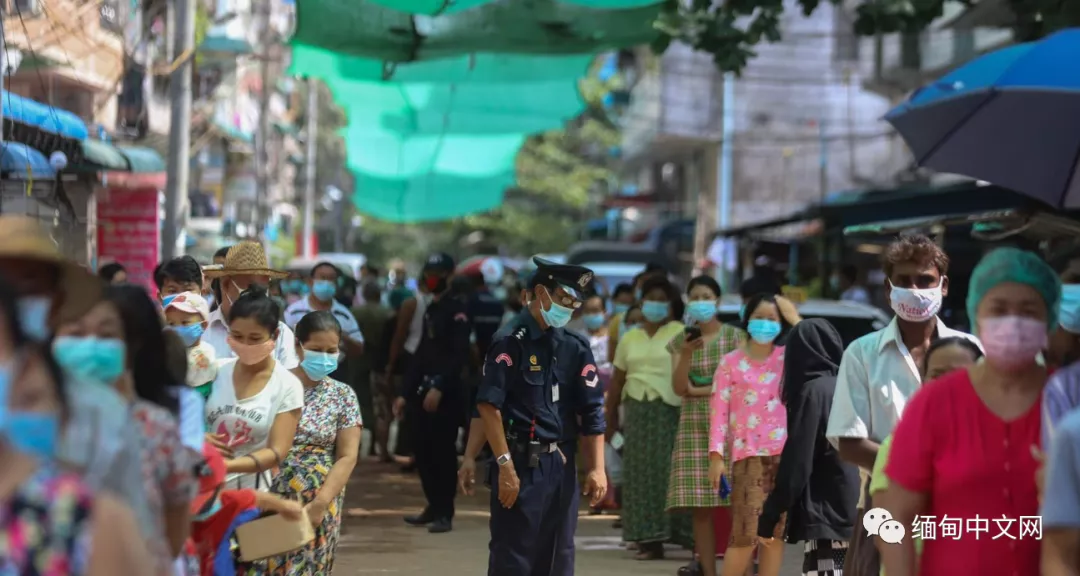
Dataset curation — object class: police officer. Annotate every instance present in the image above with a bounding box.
[398,252,471,534]
[476,257,607,575]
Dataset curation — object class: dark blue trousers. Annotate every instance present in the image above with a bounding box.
[487,450,566,576]
[548,441,580,576]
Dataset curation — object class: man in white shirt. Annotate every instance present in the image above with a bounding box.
[283,261,365,355]
[826,234,979,572]
[203,242,299,369]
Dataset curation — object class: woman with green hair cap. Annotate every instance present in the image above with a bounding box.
[878,247,1058,576]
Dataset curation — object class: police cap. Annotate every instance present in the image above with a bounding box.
[529,257,594,301]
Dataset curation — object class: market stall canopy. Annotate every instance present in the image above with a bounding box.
[1,90,88,140]
[364,0,660,14]
[0,142,55,179]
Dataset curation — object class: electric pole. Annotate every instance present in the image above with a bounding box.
[162,0,195,261]
[254,0,272,252]
[302,78,318,259]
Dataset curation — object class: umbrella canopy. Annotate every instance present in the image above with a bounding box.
[885,28,1080,209]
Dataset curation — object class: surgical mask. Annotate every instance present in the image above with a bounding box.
[170,323,205,347]
[747,319,782,344]
[193,499,222,522]
[537,288,573,328]
[687,300,718,323]
[641,301,669,323]
[583,313,607,331]
[57,377,130,477]
[889,280,944,323]
[312,280,337,302]
[8,412,59,460]
[17,296,52,342]
[424,275,449,294]
[1060,284,1080,334]
[979,315,1048,371]
[613,303,630,316]
[52,336,126,387]
[227,337,275,365]
[300,350,339,381]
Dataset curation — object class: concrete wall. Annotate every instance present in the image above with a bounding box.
[728,2,909,227]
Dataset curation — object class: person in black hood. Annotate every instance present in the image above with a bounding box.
[758,319,860,576]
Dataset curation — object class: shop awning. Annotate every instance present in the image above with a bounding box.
[79,140,130,171]
[118,146,166,173]
[0,142,56,179]
[1,91,89,140]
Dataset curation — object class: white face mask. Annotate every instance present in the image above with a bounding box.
[889,279,944,322]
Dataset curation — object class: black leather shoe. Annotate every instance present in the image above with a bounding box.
[403,510,434,526]
[428,517,453,533]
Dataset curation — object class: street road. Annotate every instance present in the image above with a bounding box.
[333,460,806,574]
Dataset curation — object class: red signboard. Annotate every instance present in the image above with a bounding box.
[96,187,160,294]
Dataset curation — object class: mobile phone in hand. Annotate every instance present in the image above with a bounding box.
[685,325,702,341]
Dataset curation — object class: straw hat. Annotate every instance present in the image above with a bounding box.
[203,242,287,279]
[0,215,102,325]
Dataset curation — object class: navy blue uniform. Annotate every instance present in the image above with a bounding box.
[477,310,604,576]
[404,293,471,522]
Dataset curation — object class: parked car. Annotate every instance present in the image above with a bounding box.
[717,298,890,348]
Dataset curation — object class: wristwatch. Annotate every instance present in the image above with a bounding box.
[496,452,512,466]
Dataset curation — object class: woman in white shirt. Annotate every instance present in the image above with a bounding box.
[205,286,304,489]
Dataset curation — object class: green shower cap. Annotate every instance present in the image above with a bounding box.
[966,247,1061,332]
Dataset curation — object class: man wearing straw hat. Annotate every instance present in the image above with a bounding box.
[202,242,299,368]
[0,215,102,340]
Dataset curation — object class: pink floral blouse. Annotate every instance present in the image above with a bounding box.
[709,346,787,463]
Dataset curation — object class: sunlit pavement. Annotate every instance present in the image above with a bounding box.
[333,459,805,574]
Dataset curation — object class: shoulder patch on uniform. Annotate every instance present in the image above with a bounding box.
[454,312,468,322]
[581,363,599,387]
[495,353,513,367]
[513,326,527,340]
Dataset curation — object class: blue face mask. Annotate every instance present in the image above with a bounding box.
[538,288,574,329]
[641,301,670,323]
[52,336,126,387]
[747,319,782,344]
[583,313,607,331]
[312,280,337,302]
[687,300,718,323]
[17,296,52,342]
[300,350,339,381]
[170,323,205,347]
[1060,284,1080,334]
[7,412,59,460]
[193,498,222,522]
[613,303,631,316]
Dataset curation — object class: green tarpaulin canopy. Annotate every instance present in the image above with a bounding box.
[289,0,659,222]
[291,0,660,62]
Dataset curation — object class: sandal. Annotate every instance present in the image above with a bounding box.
[634,542,665,561]
[677,559,703,576]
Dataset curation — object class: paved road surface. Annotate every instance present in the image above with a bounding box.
[333,460,806,575]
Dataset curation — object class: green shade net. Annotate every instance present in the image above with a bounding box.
[291,0,661,61]
[289,0,655,222]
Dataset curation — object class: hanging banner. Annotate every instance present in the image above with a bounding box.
[96,187,160,294]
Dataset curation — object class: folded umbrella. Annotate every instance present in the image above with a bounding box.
[885,28,1080,209]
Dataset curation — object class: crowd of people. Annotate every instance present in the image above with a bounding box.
[4,209,1080,576]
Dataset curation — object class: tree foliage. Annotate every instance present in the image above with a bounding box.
[654,0,1079,74]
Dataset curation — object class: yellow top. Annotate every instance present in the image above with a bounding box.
[870,435,922,575]
[613,321,684,407]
